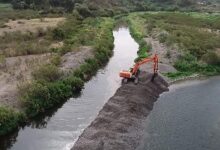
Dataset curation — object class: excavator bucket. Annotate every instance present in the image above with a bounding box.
[119,71,132,78]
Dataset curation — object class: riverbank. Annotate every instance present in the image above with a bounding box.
[72,72,169,150]
[0,26,138,150]
[71,12,220,149]
[137,76,220,150]
[0,17,115,136]
[126,12,220,79]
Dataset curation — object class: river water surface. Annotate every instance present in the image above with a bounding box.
[2,27,220,150]
[138,76,220,150]
[0,27,138,150]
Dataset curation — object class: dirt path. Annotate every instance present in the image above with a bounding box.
[72,72,169,150]
[142,37,178,74]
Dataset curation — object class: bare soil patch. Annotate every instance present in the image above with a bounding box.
[143,37,178,73]
[0,17,65,36]
[0,54,52,109]
[60,46,94,73]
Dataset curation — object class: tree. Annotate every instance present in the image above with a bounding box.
[75,3,93,18]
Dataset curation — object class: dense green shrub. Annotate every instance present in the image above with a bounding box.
[46,82,72,105]
[0,107,25,135]
[62,76,84,91]
[174,60,197,72]
[128,17,150,61]
[32,64,61,82]
[19,81,51,116]
[50,54,61,66]
[128,12,220,78]
[18,17,115,119]
[75,3,93,18]
[202,52,220,65]
[173,53,220,76]
[166,71,193,79]
[52,28,65,40]
[19,74,84,117]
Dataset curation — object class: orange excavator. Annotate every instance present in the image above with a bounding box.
[119,54,159,84]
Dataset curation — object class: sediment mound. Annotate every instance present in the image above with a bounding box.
[72,72,169,150]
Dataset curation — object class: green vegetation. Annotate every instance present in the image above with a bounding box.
[167,53,220,79]
[1,0,220,137]
[18,78,83,117]
[126,14,150,61]
[0,107,25,135]
[0,8,37,28]
[18,17,114,118]
[0,6,64,57]
[4,0,219,17]
[0,30,55,57]
[0,3,12,10]
[32,64,62,82]
[0,6,114,134]
[127,12,220,78]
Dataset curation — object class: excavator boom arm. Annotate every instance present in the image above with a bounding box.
[132,54,158,75]
[119,54,159,81]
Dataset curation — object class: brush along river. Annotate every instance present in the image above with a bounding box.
[1,27,220,150]
[0,27,138,150]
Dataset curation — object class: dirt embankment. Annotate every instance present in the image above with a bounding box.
[72,72,169,150]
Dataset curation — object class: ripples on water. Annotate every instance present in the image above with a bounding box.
[138,76,220,150]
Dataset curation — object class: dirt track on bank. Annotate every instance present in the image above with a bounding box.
[72,72,169,150]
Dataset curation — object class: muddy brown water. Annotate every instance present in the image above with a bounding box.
[137,76,220,150]
[0,27,138,150]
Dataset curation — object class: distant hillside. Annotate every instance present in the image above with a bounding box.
[2,0,220,16]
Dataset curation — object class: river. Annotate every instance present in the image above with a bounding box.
[0,27,138,150]
[1,26,220,150]
[137,76,220,150]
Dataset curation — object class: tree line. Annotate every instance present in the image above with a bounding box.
[0,0,199,17]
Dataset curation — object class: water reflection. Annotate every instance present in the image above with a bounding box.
[138,76,220,150]
[1,27,138,150]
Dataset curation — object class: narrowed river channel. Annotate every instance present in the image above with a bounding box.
[1,27,220,150]
[0,27,138,150]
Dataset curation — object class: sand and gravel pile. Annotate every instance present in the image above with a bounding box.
[72,72,169,150]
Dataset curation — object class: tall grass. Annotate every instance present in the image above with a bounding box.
[127,14,151,61]
[0,14,115,135]
[128,12,220,78]
[18,17,114,118]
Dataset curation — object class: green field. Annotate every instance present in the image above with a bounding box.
[0,3,12,10]
[1,0,220,136]
[127,12,220,78]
